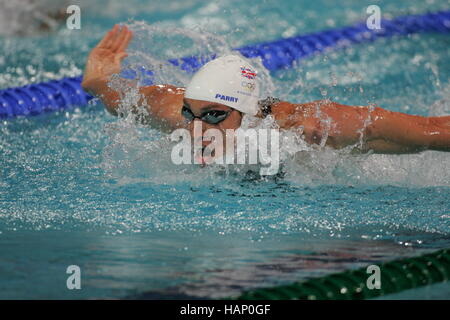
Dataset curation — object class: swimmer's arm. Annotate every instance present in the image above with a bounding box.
[362,108,450,153]
[83,77,186,132]
[133,84,187,132]
[271,100,450,153]
[81,25,186,132]
[82,76,122,115]
[81,24,132,115]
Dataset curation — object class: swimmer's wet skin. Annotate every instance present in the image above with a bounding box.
[82,25,450,155]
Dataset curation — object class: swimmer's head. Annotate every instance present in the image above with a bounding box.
[184,54,260,116]
[183,55,260,164]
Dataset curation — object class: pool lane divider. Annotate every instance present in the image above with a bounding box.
[230,248,450,300]
[1,10,449,119]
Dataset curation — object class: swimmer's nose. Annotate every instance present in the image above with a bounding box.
[189,118,215,134]
[191,134,212,147]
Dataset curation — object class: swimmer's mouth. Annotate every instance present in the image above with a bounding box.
[201,145,216,157]
[195,145,215,167]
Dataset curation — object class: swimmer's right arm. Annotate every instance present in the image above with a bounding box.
[82,25,186,132]
[81,24,131,115]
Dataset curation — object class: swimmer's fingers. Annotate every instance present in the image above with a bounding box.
[114,52,128,65]
[111,26,129,52]
[97,24,119,49]
[117,29,133,53]
[96,31,112,48]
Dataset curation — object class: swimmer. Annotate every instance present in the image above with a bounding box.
[82,25,450,156]
[0,0,68,36]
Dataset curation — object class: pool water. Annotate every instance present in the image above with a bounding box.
[0,0,449,299]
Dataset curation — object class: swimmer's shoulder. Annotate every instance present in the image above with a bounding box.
[263,99,323,129]
[139,84,187,131]
[140,84,185,100]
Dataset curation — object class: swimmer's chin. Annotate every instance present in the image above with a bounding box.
[194,155,214,167]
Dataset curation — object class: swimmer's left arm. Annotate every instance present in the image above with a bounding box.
[271,100,450,153]
[362,107,450,153]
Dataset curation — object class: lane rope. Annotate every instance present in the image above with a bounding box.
[1,10,449,119]
[231,248,450,300]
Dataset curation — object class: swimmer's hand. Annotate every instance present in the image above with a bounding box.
[82,24,133,115]
[81,24,186,130]
[82,24,133,88]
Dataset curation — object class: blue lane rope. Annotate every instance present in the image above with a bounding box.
[1,10,449,119]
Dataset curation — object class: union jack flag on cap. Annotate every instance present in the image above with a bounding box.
[240,66,257,80]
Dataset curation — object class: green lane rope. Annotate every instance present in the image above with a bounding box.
[232,248,450,300]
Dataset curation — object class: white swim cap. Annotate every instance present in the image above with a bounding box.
[184,54,260,115]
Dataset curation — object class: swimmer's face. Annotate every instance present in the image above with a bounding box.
[183,97,242,163]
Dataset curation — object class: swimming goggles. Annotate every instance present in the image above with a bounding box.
[181,105,232,125]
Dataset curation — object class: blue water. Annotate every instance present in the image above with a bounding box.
[0,0,449,299]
